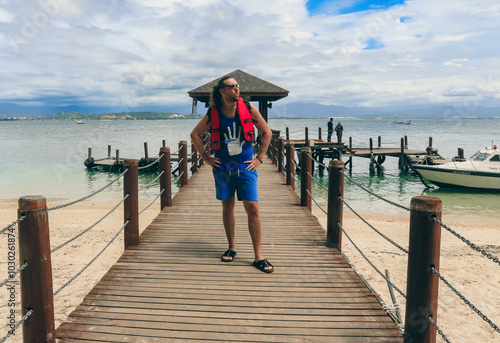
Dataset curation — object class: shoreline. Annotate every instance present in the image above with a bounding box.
[1,202,498,342]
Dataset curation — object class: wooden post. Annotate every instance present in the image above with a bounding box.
[159,147,172,209]
[270,130,281,166]
[305,127,309,147]
[300,147,312,211]
[318,127,322,140]
[162,140,166,147]
[369,138,375,172]
[179,141,189,186]
[405,135,408,149]
[108,144,111,158]
[348,137,353,170]
[123,159,139,249]
[286,143,295,189]
[327,160,344,250]
[87,148,92,160]
[404,196,442,343]
[401,137,405,154]
[191,142,198,174]
[286,127,290,141]
[278,137,284,173]
[378,136,382,149]
[144,142,149,158]
[429,137,433,148]
[18,196,56,343]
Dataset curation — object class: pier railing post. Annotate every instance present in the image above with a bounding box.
[18,196,55,343]
[179,141,188,186]
[191,141,198,174]
[270,130,281,166]
[277,137,284,173]
[300,147,312,211]
[123,159,139,249]
[286,143,295,189]
[404,196,442,343]
[159,147,172,209]
[327,160,344,250]
[305,127,309,147]
[369,138,375,173]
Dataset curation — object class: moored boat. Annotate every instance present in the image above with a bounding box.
[412,146,500,190]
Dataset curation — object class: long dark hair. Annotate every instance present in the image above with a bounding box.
[209,76,232,109]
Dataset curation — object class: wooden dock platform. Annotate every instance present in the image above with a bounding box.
[56,159,403,342]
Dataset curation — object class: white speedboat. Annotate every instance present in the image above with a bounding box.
[412,146,500,190]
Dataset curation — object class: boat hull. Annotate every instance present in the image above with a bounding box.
[413,165,500,190]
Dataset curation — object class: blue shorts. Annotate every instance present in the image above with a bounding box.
[212,168,258,201]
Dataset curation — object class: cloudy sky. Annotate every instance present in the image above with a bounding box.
[1,0,500,113]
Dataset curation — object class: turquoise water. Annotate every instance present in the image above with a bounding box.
[1,118,499,220]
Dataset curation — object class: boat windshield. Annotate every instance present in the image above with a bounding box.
[489,154,500,162]
[473,153,491,161]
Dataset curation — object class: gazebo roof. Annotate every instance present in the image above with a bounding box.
[188,69,289,103]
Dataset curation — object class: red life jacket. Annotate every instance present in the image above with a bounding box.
[210,98,256,150]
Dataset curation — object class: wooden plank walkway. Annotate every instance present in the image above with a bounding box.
[56,159,403,342]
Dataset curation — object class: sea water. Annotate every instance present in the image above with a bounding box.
[1,118,499,220]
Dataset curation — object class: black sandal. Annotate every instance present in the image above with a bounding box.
[253,259,274,273]
[221,249,237,262]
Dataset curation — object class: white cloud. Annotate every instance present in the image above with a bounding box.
[0,0,500,112]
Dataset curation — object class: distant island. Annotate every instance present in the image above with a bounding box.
[1,111,203,121]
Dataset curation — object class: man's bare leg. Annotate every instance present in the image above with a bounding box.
[244,200,272,271]
[221,197,236,261]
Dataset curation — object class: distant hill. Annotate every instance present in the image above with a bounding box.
[269,102,500,118]
[2,100,500,119]
[37,111,201,120]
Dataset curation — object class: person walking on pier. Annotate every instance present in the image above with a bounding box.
[335,121,343,144]
[190,76,274,273]
[327,118,333,142]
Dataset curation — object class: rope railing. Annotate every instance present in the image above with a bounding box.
[0,262,28,288]
[340,196,409,254]
[430,266,500,333]
[51,194,130,253]
[48,169,128,211]
[173,171,184,184]
[338,222,407,299]
[0,216,26,235]
[307,170,328,192]
[427,314,451,343]
[139,189,165,215]
[138,153,164,170]
[308,152,329,169]
[139,170,164,191]
[0,309,34,343]
[341,170,411,212]
[54,219,130,296]
[432,215,500,267]
[306,188,327,215]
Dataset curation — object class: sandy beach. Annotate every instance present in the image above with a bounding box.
[1,200,499,342]
[312,209,500,343]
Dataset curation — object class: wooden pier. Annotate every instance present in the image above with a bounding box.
[55,160,403,342]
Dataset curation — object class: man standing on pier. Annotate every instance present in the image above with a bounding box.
[190,76,274,273]
[327,118,333,142]
[335,121,343,144]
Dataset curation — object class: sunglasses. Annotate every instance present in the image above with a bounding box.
[222,84,239,89]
